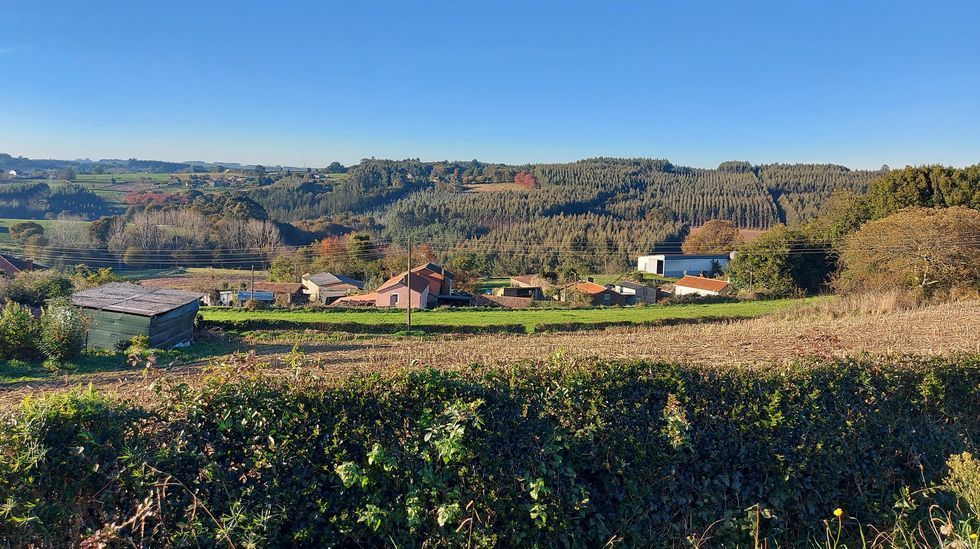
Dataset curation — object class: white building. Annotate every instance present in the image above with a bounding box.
[673,275,730,297]
[637,253,732,278]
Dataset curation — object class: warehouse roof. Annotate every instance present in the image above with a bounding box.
[72,282,202,317]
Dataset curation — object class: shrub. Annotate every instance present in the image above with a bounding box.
[0,301,41,360]
[945,452,980,516]
[1,356,978,546]
[40,302,87,362]
[0,389,149,547]
[4,270,74,306]
[243,298,268,310]
[727,225,832,296]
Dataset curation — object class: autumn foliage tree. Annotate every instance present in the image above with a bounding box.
[681,220,743,254]
[836,207,980,294]
[514,171,538,189]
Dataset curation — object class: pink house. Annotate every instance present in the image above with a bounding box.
[333,262,471,309]
[374,274,430,309]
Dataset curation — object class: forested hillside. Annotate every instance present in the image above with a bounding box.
[242,158,882,272]
[0,154,887,273]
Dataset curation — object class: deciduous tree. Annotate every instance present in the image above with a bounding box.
[681,219,742,254]
[837,206,980,294]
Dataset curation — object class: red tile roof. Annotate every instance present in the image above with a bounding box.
[334,293,378,306]
[377,273,431,293]
[675,275,729,293]
[571,281,609,295]
[378,266,444,293]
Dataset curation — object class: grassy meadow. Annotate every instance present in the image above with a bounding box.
[201,297,814,331]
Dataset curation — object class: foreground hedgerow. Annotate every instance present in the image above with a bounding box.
[1,355,979,547]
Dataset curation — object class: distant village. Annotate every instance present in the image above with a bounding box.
[1,250,735,351]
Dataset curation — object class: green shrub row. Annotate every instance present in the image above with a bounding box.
[1,355,978,546]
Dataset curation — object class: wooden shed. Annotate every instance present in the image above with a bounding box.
[71,282,202,350]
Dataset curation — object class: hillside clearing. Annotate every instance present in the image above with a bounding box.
[463,182,522,193]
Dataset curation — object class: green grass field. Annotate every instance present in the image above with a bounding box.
[74,173,175,184]
[201,298,813,331]
[473,277,511,292]
[0,218,93,244]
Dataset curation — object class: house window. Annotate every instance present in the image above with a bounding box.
[390,293,399,306]
[604,293,612,305]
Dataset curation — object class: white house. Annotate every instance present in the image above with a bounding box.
[610,280,658,304]
[637,253,732,278]
[6,170,17,177]
[673,275,730,297]
[301,272,365,304]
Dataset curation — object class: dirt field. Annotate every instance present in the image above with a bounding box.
[2,299,977,407]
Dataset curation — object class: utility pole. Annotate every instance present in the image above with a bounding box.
[406,237,412,330]
[250,265,255,301]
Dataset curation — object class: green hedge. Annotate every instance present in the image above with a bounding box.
[1,356,978,546]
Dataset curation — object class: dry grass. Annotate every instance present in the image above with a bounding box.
[2,298,977,406]
[293,298,978,374]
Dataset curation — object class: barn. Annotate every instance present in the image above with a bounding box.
[637,253,732,278]
[71,282,202,350]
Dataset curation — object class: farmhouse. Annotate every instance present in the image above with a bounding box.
[334,274,429,309]
[0,253,46,278]
[334,263,471,309]
[71,282,202,350]
[566,281,628,306]
[673,275,730,297]
[611,280,658,304]
[637,253,732,278]
[301,272,365,304]
[252,281,307,306]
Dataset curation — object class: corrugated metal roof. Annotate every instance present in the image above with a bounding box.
[304,272,365,289]
[72,282,202,317]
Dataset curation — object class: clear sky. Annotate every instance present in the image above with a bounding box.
[1,0,978,169]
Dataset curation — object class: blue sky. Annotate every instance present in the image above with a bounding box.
[1,0,978,169]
